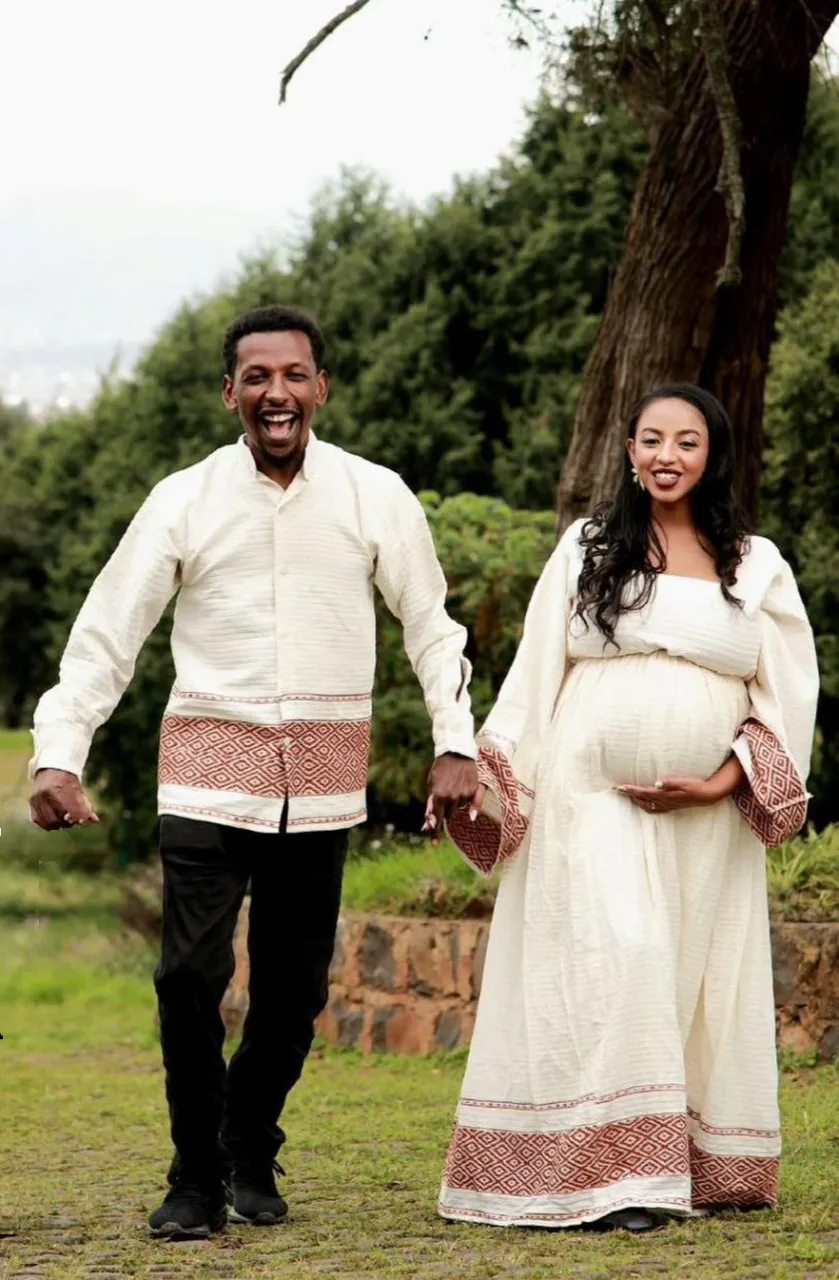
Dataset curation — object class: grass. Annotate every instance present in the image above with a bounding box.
[2,863,839,1277]
[3,991,839,1278]
[5,737,839,1273]
[342,836,498,917]
[0,726,30,825]
[768,825,839,920]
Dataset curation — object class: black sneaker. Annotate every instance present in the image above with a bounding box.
[148,1179,228,1240]
[229,1158,289,1226]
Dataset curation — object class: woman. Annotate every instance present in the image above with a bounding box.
[438,384,819,1233]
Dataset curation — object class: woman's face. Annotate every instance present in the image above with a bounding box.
[627,397,710,504]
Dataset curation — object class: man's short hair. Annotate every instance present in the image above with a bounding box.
[222,305,326,377]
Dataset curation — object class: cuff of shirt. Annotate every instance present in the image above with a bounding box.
[29,728,90,782]
[432,718,477,761]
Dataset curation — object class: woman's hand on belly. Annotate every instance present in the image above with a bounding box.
[617,754,746,814]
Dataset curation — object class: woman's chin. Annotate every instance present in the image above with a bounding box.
[648,486,686,503]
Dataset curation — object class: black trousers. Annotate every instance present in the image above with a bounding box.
[153,813,348,1182]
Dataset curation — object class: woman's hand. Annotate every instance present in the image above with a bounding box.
[617,777,717,813]
[617,755,746,814]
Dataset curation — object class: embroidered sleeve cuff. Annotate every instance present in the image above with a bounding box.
[445,743,531,875]
[732,717,807,848]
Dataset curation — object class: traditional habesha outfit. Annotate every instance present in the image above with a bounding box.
[441,519,819,1228]
[31,431,476,1201]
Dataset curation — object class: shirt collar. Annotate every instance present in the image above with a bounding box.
[236,429,320,484]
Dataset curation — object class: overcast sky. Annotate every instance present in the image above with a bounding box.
[7,1,835,406]
[2,0,577,395]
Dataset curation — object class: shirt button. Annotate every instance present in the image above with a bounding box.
[281,737,293,750]
[278,564,290,576]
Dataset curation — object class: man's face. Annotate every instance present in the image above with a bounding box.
[222,329,329,475]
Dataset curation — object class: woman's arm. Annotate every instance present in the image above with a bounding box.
[618,753,746,813]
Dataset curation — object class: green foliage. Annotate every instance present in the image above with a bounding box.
[767,825,839,920]
[779,75,839,308]
[371,494,555,814]
[762,258,839,824]
[342,836,498,919]
[297,103,645,508]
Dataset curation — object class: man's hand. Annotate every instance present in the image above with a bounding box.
[423,753,479,841]
[29,769,99,831]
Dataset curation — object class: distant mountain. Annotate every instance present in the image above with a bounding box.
[0,341,142,412]
[0,193,283,411]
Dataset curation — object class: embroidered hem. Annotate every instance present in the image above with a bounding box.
[439,1101,779,1225]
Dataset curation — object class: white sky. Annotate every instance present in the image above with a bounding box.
[2,0,573,367]
[6,0,834,405]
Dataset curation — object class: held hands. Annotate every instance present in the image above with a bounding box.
[29,769,100,831]
[423,753,480,844]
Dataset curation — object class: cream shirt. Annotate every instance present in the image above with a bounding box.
[31,433,476,833]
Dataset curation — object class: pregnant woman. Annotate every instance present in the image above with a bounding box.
[439,384,819,1233]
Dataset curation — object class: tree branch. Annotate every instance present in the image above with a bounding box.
[695,0,746,287]
[279,0,375,105]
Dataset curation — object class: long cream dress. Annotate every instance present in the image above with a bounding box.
[439,521,819,1228]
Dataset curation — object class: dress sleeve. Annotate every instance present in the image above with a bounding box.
[732,551,819,848]
[446,520,580,874]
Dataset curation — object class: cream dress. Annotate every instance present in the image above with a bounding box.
[439,521,819,1228]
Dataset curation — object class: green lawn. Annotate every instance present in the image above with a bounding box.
[4,728,839,1277]
[3,870,839,1279]
[0,727,30,825]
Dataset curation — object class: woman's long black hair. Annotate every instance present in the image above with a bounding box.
[572,383,750,646]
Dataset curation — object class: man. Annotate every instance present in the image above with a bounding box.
[29,305,478,1241]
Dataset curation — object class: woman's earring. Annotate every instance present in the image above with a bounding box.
[631,465,643,488]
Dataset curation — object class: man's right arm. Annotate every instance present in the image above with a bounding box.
[29,478,184,830]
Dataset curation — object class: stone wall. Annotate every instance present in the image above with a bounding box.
[221,904,488,1055]
[772,922,839,1059]
[220,903,839,1059]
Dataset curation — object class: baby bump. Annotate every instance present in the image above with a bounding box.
[547,653,750,791]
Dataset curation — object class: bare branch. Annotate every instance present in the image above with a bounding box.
[695,0,745,287]
[502,0,565,58]
[279,0,374,105]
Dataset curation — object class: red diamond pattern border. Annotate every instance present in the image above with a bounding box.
[159,714,370,798]
[444,1116,777,1208]
[734,717,806,848]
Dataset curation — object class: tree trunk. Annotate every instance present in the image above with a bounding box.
[556,0,839,532]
